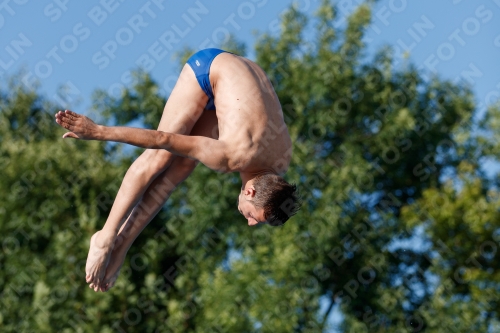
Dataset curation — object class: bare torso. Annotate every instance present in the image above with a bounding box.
[209,53,292,175]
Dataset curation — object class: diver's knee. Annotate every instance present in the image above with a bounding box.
[131,150,174,176]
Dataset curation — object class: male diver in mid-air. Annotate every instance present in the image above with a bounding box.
[55,48,299,292]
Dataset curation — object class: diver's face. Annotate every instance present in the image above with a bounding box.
[237,192,267,226]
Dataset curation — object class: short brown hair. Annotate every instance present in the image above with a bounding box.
[252,174,300,226]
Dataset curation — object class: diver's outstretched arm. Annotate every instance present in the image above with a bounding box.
[55,110,230,172]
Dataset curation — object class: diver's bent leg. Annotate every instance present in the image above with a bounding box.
[95,110,218,291]
[86,149,177,290]
[86,64,208,290]
[100,150,176,236]
[118,156,198,251]
[93,64,208,241]
[99,156,199,291]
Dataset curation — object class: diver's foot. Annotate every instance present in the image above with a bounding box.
[85,230,115,292]
[94,235,128,292]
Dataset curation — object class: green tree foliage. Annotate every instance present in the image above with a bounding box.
[0,77,130,332]
[1,0,499,332]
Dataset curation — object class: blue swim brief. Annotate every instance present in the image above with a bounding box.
[186,48,231,111]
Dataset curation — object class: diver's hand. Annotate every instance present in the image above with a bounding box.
[55,110,102,140]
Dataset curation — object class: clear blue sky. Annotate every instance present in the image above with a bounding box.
[1,0,499,116]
